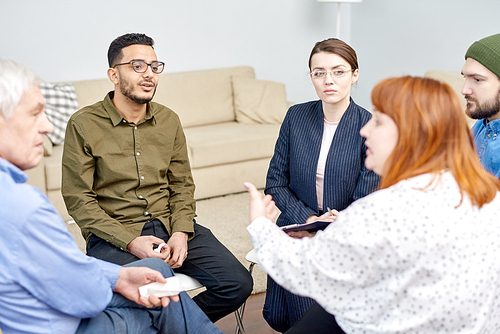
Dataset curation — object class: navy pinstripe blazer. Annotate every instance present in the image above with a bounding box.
[265,99,380,227]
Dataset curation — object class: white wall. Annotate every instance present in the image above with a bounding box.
[351,0,500,108]
[1,0,348,105]
[1,0,499,109]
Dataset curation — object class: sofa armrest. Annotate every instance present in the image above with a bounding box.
[43,134,53,157]
[424,70,475,128]
[24,160,47,194]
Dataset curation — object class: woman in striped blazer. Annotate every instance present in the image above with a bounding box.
[263,38,380,332]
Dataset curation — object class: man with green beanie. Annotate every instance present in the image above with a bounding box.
[462,33,500,178]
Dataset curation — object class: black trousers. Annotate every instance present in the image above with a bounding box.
[263,276,315,332]
[87,219,253,322]
[285,302,346,334]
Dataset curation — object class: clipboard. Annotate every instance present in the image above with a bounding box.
[281,221,331,233]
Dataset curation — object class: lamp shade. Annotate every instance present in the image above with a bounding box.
[316,0,362,38]
[317,0,361,2]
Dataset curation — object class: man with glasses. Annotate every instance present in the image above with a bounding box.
[62,33,253,323]
[0,57,222,334]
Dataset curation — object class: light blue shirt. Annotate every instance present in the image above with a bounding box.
[0,158,121,334]
[471,118,500,178]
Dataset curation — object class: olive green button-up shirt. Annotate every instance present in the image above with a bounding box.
[62,92,196,251]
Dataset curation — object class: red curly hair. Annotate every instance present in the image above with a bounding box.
[371,76,500,208]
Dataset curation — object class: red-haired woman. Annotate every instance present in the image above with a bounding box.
[246,76,500,333]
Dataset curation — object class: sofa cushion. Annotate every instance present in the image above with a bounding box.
[153,66,256,128]
[44,144,63,191]
[184,122,280,169]
[72,78,114,109]
[24,161,46,194]
[233,77,288,124]
[70,67,256,129]
[40,82,79,144]
[191,158,272,199]
[43,135,52,156]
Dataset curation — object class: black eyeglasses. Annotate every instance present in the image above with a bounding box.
[113,60,165,74]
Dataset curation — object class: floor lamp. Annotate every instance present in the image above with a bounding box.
[317,0,362,38]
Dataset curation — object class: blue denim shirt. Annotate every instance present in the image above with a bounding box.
[471,118,500,178]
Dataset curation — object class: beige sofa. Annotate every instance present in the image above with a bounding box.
[26,66,290,222]
[424,69,475,128]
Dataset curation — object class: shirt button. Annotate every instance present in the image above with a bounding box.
[139,195,143,199]
[494,134,497,137]
[122,120,126,123]
[135,126,138,130]
[141,176,145,180]
[136,152,140,156]
[145,211,149,216]
[487,133,491,137]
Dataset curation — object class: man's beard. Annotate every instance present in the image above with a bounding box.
[465,89,500,120]
[119,77,156,105]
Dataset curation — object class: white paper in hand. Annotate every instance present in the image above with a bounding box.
[139,276,183,298]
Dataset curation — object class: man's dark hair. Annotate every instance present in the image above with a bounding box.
[107,33,155,67]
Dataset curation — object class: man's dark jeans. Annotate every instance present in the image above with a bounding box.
[87,220,253,322]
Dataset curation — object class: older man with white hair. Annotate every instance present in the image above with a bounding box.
[0,58,222,334]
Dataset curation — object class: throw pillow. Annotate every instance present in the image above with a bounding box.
[232,76,288,124]
[39,82,79,145]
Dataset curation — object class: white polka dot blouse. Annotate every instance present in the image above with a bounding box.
[248,172,500,333]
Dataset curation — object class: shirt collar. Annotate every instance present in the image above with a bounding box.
[0,157,28,184]
[483,118,500,132]
[104,91,157,126]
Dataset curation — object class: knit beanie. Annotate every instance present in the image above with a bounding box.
[465,33,500,79]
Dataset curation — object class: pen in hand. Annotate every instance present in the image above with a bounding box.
[326,207,339,221]
[327,207,334,217]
